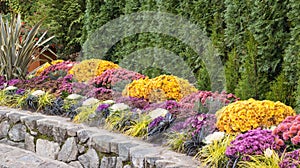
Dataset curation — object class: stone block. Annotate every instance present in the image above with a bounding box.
[8,123,26,142]
[0,121,9,139]
[78,148,99,168]
[58,137,78,162]
[36,139,60,159]
[7,112,27,124]
[25,133,35,152]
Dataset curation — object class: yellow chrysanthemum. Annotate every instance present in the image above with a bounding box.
[69,59,119,82]
[95,60,119,76]
[123,75,197,102]
[216,98,296,134]
[68,59,102,82]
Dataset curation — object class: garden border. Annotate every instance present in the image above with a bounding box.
[0,106,200,168]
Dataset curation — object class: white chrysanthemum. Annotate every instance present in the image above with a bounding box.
[31,90,45,97]
[3,86,18,91]
[82,98,100,106]
[264,148,273,158]
[203,132,225,144]
[148,108,168,119]
[102,100,115,104]
[66,94,82,100]
[109,103,129,112]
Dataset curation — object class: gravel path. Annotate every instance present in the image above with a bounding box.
[0,143,73,168]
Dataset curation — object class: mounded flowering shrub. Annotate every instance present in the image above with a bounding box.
[90,68,145,89]
[216,99,296,134]
[179,91,239,109]
[123,75,197,102]
[69,59,119,82]
[40,60,77,77]
[225,128,276,160]
[94,60,120,76]
[35,60,64,76]
[279,149,300,168]
[68,59,102,82]
[273,115,300,150]
[114,96,149,109]
[144,100,181,116]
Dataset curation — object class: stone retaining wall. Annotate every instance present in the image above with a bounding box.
[0,107,200,168]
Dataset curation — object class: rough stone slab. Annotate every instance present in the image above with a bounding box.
[69,161,83,168]
[53,123,68,144]
[78,148,99,168]
[36,119,59,137]
[25,133,35,152]
[100,157,117,168]
[0,110,10,122]
[0,120,10,139]
[58,137,78,162]
[7,112,28,124]
[77,129,96,144]
[67,125,84,137]
[90,135,115,153]
[8,123,26,142]
[0,138,25,149]
[21,115,45,131]
[36,139,60,159]
[0,143,72,168]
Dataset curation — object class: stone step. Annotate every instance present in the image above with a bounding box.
[0,143,73,168]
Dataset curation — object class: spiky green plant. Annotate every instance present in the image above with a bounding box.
[0,14,54,80]
[125,114,151,138]
[37,91,54,111]
[195,135,235,168]
[166,132,189,153]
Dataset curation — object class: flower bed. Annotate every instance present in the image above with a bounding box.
[0,59,299,167]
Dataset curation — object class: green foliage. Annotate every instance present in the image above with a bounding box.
[0,14,54,80]
[273,0,300,107]
[235,32,267,100]
[166,132,189,153]
[125,114,151,138]
[225,48,239,93]
[196,135,234,168]
[237,151,282,168]
[27,0,86,58]
[37,92,54,111]
[73,104,98,123]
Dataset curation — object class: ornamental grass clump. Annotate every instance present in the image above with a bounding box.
[90,68,145,89]
[273,115,300,150]
[123,75,197,102]
[216,99,296,134]
[225,128,277,161]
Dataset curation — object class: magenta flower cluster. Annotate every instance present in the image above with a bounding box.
[225,128,276,160]
[115,96,149,109]
[144,100,181,115]
[40,60,76,76]
[148,116,164,129]
[179,91,239,109]
[89,68,146,89]
[183,114,216,136]
[273,115,300,149]
[279,149,300,168]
